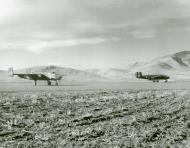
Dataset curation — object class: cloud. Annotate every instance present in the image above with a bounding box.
[0,37,120,53]
[0,0,20,22]
[131,30,156,39]
[1,0,190,69]
[28,38,108,52]
[0,0,189,40]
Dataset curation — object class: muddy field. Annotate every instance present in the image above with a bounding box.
[0,89,190,147]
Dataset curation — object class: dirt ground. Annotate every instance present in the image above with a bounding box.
[0,89,190,148]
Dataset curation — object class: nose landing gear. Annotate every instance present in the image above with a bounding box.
[47,81,59,86]
[47,81,51,86]
[33,80,37,86]
[153,80,159,83]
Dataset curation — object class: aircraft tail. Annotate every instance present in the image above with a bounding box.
[135,72,142,78]
[8,67,14,77]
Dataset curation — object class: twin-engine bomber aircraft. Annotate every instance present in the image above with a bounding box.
[135,72,170,83]
[8,68,63,86]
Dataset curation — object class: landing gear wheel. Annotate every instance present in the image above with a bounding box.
[55,81,58,86]
[165,80,168,83]
[157,80,159,83]
[153,80,155,83]
[33,81,37,86]
[47,81,51,86]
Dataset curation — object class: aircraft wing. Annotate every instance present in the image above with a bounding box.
[14,73,50,80]
[152,75,161,79]
[144,75,159,80]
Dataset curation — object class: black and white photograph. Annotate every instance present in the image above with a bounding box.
[0,0,190,147]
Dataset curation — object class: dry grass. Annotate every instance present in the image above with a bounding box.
[0,90,190,147]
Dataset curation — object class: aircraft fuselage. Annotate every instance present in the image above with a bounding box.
[8,68,63,86]
[135,72,170,82]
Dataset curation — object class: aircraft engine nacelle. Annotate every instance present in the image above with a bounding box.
[48,72,56,80]
[135,72,142,78]
[26,76,31,79]
[8,67,14,77]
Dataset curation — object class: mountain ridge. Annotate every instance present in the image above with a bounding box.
[0,50,190,81]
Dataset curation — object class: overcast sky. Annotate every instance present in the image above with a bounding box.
[0,0,190,70]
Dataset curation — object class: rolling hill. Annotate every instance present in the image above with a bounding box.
[0,66,107,83]
[0,50,190,82]
[26,66,107,82]
[86,50,190,81]
[86,68,129,80]
[131,51,190,72]
[127,51,190,80]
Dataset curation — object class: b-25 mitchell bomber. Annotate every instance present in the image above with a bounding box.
[8,67,63,86]
[135,72,170,83]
